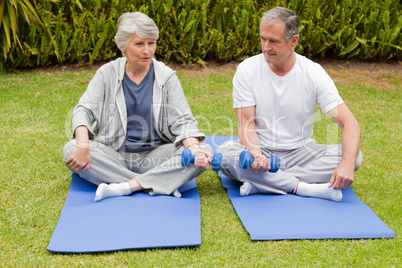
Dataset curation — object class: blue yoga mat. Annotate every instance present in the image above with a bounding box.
[205,136,396,240]
[47,174,201,253]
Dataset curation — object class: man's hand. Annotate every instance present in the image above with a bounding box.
[249,153,271,174]
[329,160,355,189]
[65,147,91,172]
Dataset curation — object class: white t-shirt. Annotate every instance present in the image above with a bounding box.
[233,53,343,150]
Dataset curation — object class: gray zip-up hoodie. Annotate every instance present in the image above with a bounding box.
[72,57,204,150]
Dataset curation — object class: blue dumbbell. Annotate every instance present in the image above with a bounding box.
[181,149,222,171]
[238,150,280,173]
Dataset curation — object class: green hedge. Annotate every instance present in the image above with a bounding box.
[1,0,401,71]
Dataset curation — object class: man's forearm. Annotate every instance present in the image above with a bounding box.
[341,121,361,165]
[328,104,361,165]
[236,106,263,155]
[238,125,262,155]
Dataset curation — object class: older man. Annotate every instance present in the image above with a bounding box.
[217,7,362,201]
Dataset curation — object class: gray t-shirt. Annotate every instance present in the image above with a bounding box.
[122,62,165,152]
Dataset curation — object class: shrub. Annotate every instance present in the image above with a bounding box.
[1,0,401,71]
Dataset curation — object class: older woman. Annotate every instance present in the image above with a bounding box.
[63,12,213,201]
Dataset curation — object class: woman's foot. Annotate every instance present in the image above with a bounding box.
[94,182,132,202]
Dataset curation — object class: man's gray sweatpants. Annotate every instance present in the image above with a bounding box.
[216,140,363,195]
[63,140,213,195]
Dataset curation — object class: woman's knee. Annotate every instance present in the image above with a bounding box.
[199,141,213,154]
[63,140,77,162]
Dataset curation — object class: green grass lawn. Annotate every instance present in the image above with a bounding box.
[0,64,400,267]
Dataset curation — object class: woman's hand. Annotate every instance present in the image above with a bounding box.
[188,146,214,170]
[182,137,213,170]
[65,146,91,172]
[65,125,91,172]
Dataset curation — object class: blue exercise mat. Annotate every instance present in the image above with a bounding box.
[47,174,201,253]
[205,136,395,240]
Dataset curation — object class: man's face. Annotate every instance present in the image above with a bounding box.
[260,23,298,66]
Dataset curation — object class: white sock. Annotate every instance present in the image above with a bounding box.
[295,182,343,202]
[173,189,181,198]
[239,182,259,197]
[94,182,132,202]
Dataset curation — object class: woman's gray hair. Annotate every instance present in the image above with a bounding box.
[115,12,159,53]
[260,7,299,42]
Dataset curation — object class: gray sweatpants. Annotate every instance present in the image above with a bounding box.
[63,140,213,195]
[216,140,363,195]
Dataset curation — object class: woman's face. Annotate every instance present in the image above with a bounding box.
[123,33,156,69]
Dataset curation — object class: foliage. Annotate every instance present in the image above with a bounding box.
[2,0,118,70]
[0,0,42,59]
[0,0,401,71]
[293,0,402,60]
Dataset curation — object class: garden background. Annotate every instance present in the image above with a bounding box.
[1,0,401,71]
[0,0,401,267]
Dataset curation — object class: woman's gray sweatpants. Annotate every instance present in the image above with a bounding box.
[216,140,363,195]
[63,140,213,195]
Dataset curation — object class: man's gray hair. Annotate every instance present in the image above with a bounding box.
[115,12,159,55]
[260,7,299,42]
